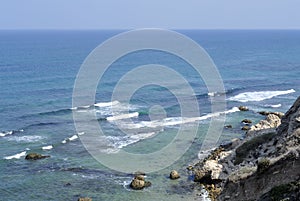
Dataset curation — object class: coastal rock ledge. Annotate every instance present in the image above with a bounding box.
[192,96,300,201]
[25,153,50,160]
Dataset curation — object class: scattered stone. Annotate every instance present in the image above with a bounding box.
[78,198,92,201]
[238,106,249,111]
[25,153,50,160]
[170,170,180,180]
[187,165,193,171]
[241,119,252,124]
[144,181,152,187]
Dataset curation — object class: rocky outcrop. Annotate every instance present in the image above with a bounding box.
[246,113,281,137]
[25,153,50,160]
[258,111,284,118]
[170,170,180,180]
[192,96,300,201]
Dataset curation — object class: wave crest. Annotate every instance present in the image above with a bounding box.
[228,89,295,102]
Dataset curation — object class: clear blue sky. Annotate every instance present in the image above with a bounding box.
[1,0,300,29]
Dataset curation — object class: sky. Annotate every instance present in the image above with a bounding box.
[0,0,300,30]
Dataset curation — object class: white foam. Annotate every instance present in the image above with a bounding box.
[94,100,119,107]
[208,92,215,97]
[42,145,53,150]
[120,107,240,129]
[62,139,67,144]
[265,103,282,108]
[4,151,26,160]
[69,135,78,141]
[106,132,157,150]
[7,135,43,142]
[0,130,13,137]
[228,89,295,103]
[78,132,85,135]
[107,112,139,121]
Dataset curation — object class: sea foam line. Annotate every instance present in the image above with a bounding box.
[119,107,239,129]
[0,129,24,137]
[4,151,27,160]
[228,89,295,103]
[42,145,53,150]
[107,112,139,121]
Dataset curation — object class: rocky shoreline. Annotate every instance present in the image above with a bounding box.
[190,96,300,200]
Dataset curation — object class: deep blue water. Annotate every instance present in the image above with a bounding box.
[0,30,299,200]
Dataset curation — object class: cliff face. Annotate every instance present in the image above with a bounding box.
[219,96,300,201]
[193,96,300,201]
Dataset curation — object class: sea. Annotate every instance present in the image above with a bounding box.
[0,30,299,201]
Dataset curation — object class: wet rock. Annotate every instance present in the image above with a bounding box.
[78,198,92,201]
[130,178,145,190]
[144,181,152,187]
[241,119,252,124]
[238,106,249,111]
[258,111,284,118]
[224,125,233,128]
[130,173,151,190]
[25,153,50,160]
[170,170,180,180]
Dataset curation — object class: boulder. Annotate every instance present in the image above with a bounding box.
[25,153,50,160]
[130,178,145,190]
[169,170,180,180]
[241,119,252,124]
[130,173,151,190]
[238,106,249,111]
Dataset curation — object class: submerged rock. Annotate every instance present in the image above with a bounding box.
[25,153,50,160]
[224,124,233,128]
[170,170,180,180]
[238,106,249,111]
[241,119,252,124]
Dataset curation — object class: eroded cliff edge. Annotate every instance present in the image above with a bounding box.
[193,96,300,201]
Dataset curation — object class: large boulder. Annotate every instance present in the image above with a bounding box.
[238,106,249,111]
[130,178,145,190]
[169,170,180,180]
[130,174,151,190]
[25,153,50,160]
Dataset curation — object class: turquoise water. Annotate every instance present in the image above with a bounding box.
[0,30,300,200]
